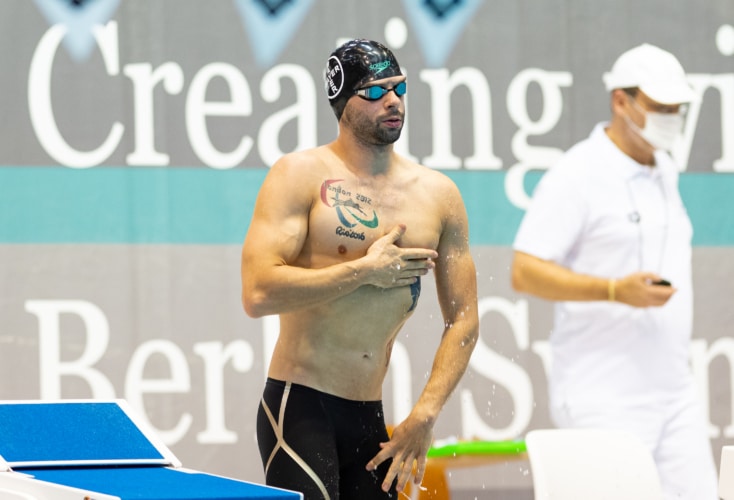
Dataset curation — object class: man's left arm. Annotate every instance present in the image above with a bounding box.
[367,180,480,493]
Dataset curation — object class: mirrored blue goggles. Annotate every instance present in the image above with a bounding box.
[355,81,407,100]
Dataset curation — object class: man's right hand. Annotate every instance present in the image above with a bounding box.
[614,272,677,307]
[365,224,438,289]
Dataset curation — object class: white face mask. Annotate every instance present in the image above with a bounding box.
[626,98,685,151]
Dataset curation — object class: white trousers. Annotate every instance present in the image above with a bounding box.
[550,385,718,500]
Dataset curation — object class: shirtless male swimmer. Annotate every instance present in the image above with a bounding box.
[241,39,479,499]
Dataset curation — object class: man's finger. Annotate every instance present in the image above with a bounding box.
[413,455,426,485]
[395,459,414,492]
[405,250,438,261]
[381,459,400,492]
[385,224,407,243]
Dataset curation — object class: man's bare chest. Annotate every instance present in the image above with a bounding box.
[306,177,440,261]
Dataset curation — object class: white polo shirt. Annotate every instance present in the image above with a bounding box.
[514,123,694,404]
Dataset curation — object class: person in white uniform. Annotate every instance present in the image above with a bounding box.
[511,43,718,499]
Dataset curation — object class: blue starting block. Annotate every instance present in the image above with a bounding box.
[0,399,302,500]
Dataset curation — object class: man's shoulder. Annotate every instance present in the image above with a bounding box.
[547,133,605,180]
[408,160,462,197]
[533,136,603,199]
[269,146,330,176]
[277,145,329,164]
[397,154,453,182]
[555,123,611,168]
[561,133,598,161]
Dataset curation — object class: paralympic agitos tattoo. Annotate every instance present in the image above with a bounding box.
[320,179,379,240]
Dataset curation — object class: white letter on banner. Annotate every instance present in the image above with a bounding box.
[125,340,192,445]
[420,68,502,170]
[681,73,734,171]
[28,22,124,168]
[124,62,184,166]
[392,69,419,163]
[713,73,734,171]
[262,315,279,380]
[258,64,317,167]
[193,341,254,444]
[386,341,413,424]
[186,63,254,169]
[505,69,572,209]
[460,297,533,440]
[690,337,734,439]
[25,300,115,399]
[507,68,571,164]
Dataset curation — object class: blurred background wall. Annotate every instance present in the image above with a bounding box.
[1,1,733,497]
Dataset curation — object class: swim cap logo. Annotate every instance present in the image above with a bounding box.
[369,60,391,75]
[325,55,344,100]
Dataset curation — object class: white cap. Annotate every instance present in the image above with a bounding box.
[603,43,696,104]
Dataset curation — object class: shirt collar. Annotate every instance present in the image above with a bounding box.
[590,122,665,181]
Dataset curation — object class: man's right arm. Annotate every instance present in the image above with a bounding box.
[240,156,437,318]
[511,251,675,307]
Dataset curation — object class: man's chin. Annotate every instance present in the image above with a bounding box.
[379,128,402,145]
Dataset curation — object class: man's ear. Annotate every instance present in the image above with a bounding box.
[610,89,631,115]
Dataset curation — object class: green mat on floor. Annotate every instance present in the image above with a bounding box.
[427,439,527,459]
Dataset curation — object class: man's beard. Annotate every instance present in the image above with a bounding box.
[342,105,403,146]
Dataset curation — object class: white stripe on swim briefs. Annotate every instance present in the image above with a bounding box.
[261,381,330,500]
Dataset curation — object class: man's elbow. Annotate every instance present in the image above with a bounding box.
[241,287,268,318]
[510,262,528,293]
[459,315,480,349]
[465,327,479,351]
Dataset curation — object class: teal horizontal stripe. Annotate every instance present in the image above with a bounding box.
[680,173,734,246]
[0,167,732,245]
[0,167,266,244]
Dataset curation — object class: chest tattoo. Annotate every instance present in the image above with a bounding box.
[320,179,379,233]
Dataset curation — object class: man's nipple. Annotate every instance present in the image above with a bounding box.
[338,244,347,254]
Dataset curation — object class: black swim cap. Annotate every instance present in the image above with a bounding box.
[324,39,403,120]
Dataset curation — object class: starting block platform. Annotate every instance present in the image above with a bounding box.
[0,399,302,500]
